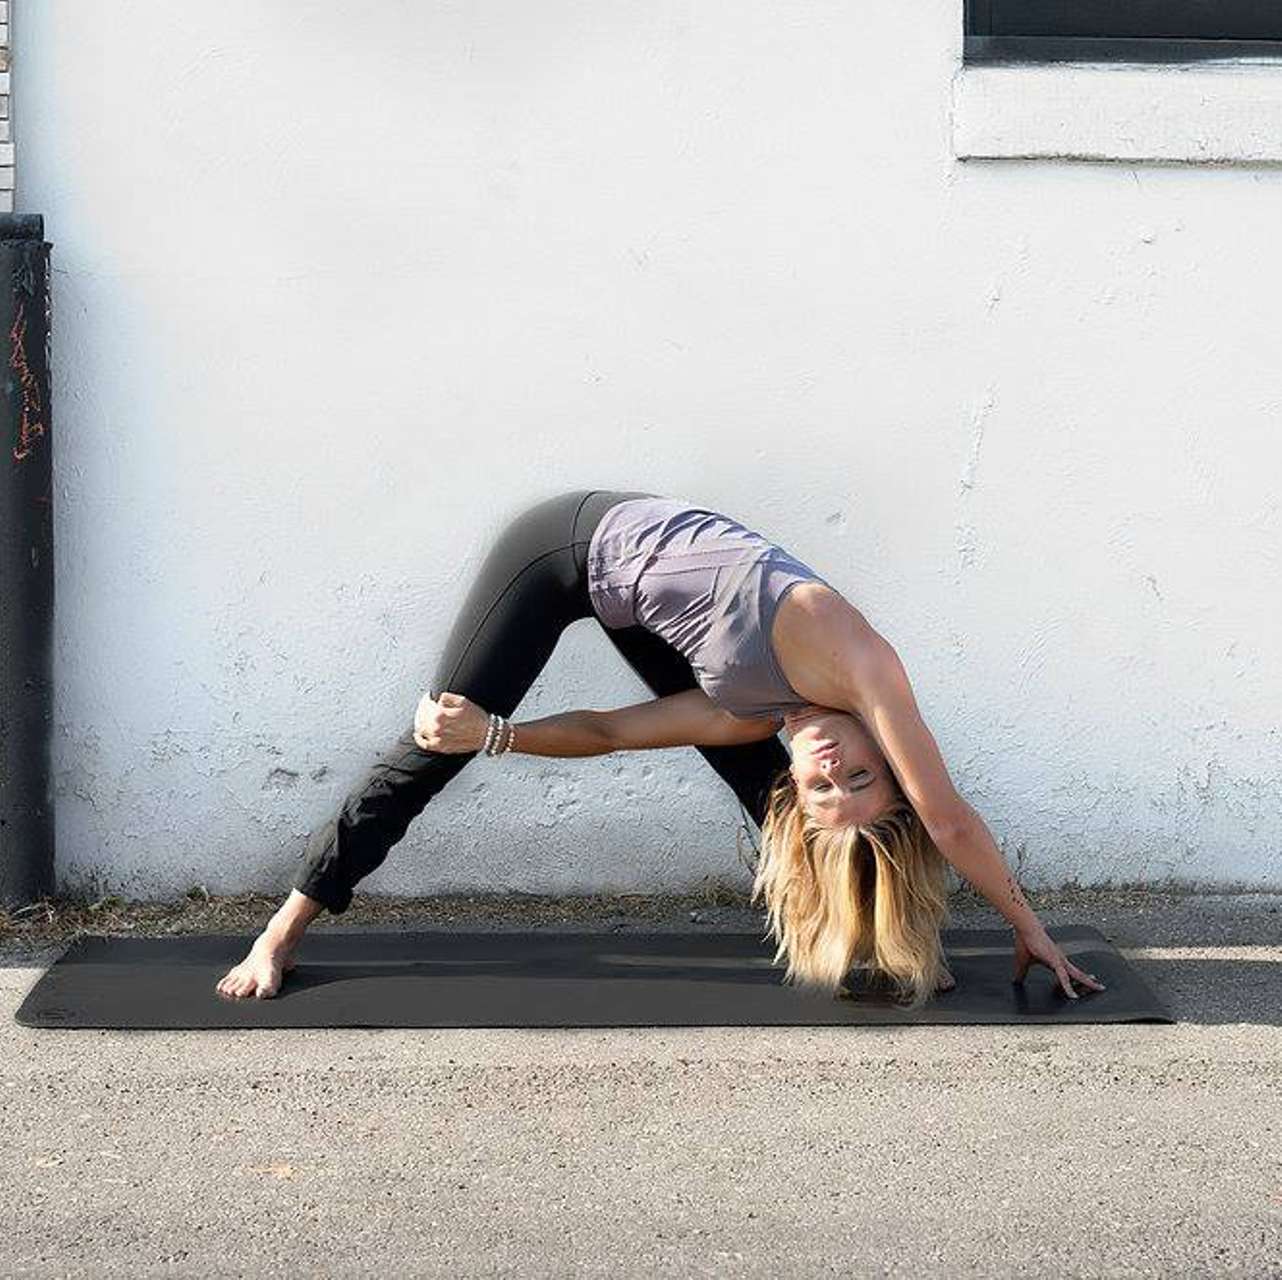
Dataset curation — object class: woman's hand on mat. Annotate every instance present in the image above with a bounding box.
[413,690,489,753]
[1012,926,1107,1000]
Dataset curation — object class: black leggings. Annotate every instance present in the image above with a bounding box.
[292,487,792,914]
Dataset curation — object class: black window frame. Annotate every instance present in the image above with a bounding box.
[964,0,1282,65]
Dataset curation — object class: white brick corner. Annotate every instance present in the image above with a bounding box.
[951,61,1282,164]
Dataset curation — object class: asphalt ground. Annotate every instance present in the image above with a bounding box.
[1,887,1279,1278]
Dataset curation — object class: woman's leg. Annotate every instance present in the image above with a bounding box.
[292,487,627,915]
[599,623,791,830]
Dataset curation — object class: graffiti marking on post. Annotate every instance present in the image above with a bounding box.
[10,297,47,463]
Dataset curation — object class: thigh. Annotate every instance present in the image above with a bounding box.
[431,489,598,717]
[570,488,657,578]
[603,624,791,828]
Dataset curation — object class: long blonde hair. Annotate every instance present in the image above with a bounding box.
[748,766,952,1009]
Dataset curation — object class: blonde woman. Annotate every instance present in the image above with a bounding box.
[217,488,1106,1008]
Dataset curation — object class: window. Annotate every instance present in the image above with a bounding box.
[964,0,1282,65]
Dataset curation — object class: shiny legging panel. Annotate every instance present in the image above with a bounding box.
[293,487,792,914]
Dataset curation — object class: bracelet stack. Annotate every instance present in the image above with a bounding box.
[482,712,516,757]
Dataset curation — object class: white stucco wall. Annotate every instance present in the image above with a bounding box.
[13,1,1280,903]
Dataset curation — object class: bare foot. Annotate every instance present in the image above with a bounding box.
[216,931,299,1000]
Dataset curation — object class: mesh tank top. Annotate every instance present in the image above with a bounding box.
[586,495,834,720]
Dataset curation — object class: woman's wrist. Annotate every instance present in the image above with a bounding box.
[487,710,610,758]
[467,708,614,758]
[1012,910,1050,940]
[476,712,515,756]
[991,886,1047,939]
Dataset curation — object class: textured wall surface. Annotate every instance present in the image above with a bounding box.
[12,1,1280,901]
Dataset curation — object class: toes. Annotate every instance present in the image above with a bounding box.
[217,958,289,1000]
[217,972,256,999]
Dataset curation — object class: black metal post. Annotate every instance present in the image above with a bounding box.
[0,212,54,912]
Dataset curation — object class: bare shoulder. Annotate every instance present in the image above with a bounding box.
[771,584,892,709]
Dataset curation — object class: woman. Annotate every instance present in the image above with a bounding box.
[217,487,1105,1008]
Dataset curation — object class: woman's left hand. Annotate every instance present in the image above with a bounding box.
[1013,926,1107,999]
[413,690,490,753]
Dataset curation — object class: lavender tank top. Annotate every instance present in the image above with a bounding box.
[586,496,833,720]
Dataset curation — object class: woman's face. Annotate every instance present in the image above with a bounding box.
[783,704,899,828]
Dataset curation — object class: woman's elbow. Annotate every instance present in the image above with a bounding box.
[921,798,977,847]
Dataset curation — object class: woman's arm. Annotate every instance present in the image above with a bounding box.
[843,640,1038,930]
[414,688,783,758]
[592,689,785,752]
[843,640,1105,997]
[508,690,784,755]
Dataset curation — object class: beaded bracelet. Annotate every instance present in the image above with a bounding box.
[483,712,515,757]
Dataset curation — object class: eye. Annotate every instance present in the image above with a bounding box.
[813,770,869,792]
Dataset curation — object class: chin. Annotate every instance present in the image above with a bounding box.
[787,703,829,721]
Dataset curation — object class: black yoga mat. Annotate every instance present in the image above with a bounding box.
[13,923,1172,1029]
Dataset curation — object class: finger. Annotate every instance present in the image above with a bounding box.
[1069,963,1107,992]
[1056,965,1080,999]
